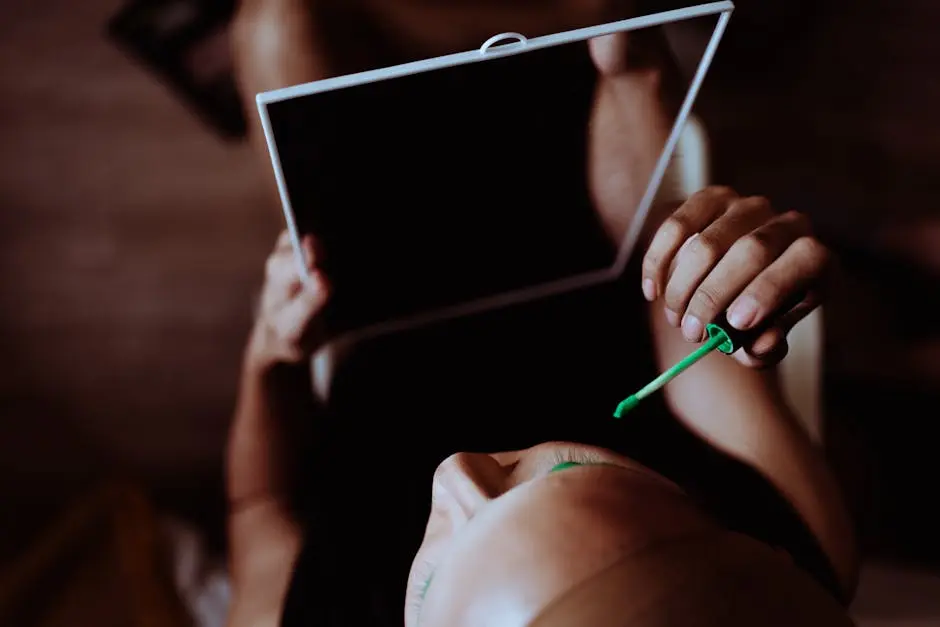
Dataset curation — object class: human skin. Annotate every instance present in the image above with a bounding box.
[405,443,715,626]
[408,443,855,627]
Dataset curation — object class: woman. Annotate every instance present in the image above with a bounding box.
[227,3,856,625]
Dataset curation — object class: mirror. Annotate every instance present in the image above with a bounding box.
[259,3,731,342]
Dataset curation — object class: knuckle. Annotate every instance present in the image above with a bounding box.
[745,195,772,209]
[702,185,737,200]
[659,215,693,243]
[663,284,688,312]
[690,286,722,314]
[434,453,462,479]
[729,194,765,210]
[780,209,804,223]
[792,235,828,262]
[734,232,775,265]
[728,196,773,221]
[745,195,774,216]
[749,275,782,303]
[726,198,749,215]
[641,257,660,278]
[431,453,470,495]
[687,232,722,266]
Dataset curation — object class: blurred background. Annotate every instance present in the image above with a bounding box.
[1,0,938,625]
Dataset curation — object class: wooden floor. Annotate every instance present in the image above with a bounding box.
[0,0,281,540]
[1,0,939,621]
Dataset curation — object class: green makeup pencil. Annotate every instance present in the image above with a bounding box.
[613,317,740,419]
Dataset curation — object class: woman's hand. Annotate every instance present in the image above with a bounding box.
[245,230,330,373]
[641,186,831,367]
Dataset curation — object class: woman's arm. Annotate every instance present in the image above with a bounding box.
[226,233,330,627]
[637,187,858,599]
[226,360,307,627]
[651,307,859,600]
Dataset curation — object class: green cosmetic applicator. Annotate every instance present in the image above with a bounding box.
[613,313,746,418]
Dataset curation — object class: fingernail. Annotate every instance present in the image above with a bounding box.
[728,296,760,330]
[681,314,704,342]
[665,308,680,327]
[642,279,657,301]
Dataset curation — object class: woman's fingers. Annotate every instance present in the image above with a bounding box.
[261,233,318,316]
[726,232,829,333]
[729,290,819,366]
[726,275,822,367]
[271,273,330,355]
[733,328,789,367]
[642,186,738,301]
[730,292,822,367]
[663,196,776,338]
[274,229,294,252]
[274,231,316,268]
[261,229,330,361]
[674,208,808,340]
[643,185,832,369]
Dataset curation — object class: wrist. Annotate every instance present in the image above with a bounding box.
[241,344,276,383]
[241,325,295,378]
[242,328,315,388]
[240,354,311,394]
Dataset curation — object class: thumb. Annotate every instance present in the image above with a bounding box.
[272,275,330,350]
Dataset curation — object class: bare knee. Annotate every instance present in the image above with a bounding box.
[231,0,325,97]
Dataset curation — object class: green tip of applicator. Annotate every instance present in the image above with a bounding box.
[612,324,736,419]
[613,395,639,419]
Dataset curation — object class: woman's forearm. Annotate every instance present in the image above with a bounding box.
[227,366,286,508]
[227,348,318,510]
[226,348,316,611]
[226,356,310,627]
[650,305,859,600]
